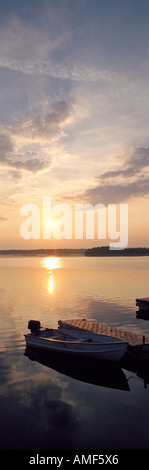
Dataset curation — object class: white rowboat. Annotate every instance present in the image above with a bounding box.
[24,320,128,362]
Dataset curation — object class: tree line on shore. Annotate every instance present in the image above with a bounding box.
[85,246,149,256]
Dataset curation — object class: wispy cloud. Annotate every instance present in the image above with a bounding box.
[0,56,118,84]
[0,13,121,83]
[0,13,70,62]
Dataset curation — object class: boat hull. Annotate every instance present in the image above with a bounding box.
[24,334,127,361]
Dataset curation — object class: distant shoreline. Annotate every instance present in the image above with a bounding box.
[0,247,149,257]
[0,249,85,257]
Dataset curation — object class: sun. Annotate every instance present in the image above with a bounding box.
[48,219,54,228]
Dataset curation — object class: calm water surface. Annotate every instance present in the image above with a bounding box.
[0,255,149,451]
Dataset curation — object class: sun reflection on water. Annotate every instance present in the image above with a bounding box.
[41,257,61,294]
[48,274,54,294]
[42,257,61,270]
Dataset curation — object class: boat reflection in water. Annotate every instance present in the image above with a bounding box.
[25,346,130,392]
[25,345,149,392]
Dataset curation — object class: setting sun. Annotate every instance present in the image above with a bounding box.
[48,219,54,229]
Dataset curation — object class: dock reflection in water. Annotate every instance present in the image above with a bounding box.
[121,352,149,390]
[25,346,130,392]
[136,310,149,321]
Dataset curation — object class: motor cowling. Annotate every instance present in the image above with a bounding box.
[28,320,41,333]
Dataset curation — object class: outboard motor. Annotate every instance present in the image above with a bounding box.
[28,320,41,333]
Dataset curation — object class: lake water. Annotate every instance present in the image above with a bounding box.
[0,255,149,456]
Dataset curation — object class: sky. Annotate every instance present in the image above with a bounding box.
[0,0,149,249]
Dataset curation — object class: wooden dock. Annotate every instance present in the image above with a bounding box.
[58,319,149,348]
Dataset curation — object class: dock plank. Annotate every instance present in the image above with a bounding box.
[58,319,149,347]
[92,323,98,334]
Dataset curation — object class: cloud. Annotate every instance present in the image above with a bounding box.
[0,101,74,177]
[9,101,74,141]
[84,181,140,205]
[0,216,8,222]
[0,13,70,64]
[98,167,136,180]
[0,133,14,162]
[9,158,50,173]
[0,56,118,84]
[0,131,50,177]
[0,12,100,84]
[98,147,149,181]
[84,146,149,205]
[127,147,149,171]
[0,132,49,174]
[84,178,149,205]
[0,13,121,83]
